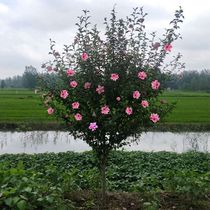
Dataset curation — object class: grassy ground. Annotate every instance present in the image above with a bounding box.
[0,88,209,128]
[162,90,210,123]
[0,89,54,122]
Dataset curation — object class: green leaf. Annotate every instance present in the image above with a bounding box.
[17,200,27,210]
[23,187,32,193]
[4,197,13,207]
[5,196,20,207]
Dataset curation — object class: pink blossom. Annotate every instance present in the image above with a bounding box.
[89,122,98,131]
[74,113,82,121]
[141,100,149,108]
[72,102,80,109]
[70,81,78,88]
[84,82,91,89]
[151,80,160,90]
[150,113,160,123]
[66,69,75,76]
[133,90,141,99]
[116,97,121,101]
[47,66,53,72]
[60,90,69,99]
[110,73,119,81]
[96,85,105,94]
[164,44,172,52]
[125,107,133,115]
[101,105,110,115]
[138,71,147,80]
[47,107,54,115]
[152,42,160,50]
[81,52,88,61]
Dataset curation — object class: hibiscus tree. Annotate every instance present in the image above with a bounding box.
[40,7,184,208]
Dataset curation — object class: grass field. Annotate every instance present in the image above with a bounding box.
[0,89,54,123]
[162,90,210,123]
[0,89,209,125]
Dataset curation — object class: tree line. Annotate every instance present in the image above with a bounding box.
[0,67,210,92]
[0,66,38,89]
[166,69,210,92]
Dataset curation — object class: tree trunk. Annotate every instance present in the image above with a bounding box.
[99,153,108,210]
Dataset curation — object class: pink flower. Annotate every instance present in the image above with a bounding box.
[116,97,121,101]
[141,100,149,108]
[164,44,172,52]
[89,122,98,131]
[101,105,110,115]
[47,107,54,115]
[150,113,160,123]
[75,113,82,121]
[110,73,119,81]
[72,102,80,109]
[152,42,160,50]
[84,82,91,89]
[138,71,147,80]
[66,69,75,76]
[133,90,141,99]
[81,52,88,61]
[96,85,104,94]
[70,81,78,88]
[151,80,160,90]
[47,66,53,72]
[125,107,133,115]
[60,90,69,99]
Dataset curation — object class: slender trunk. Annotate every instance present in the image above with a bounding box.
[99,153,107,210]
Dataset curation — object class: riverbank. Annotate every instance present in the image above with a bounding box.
[1,151,210,209]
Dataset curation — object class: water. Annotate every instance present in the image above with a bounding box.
[0,131,209,154]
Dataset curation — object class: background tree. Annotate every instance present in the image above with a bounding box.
[0,80,5,89]
[22,65,38,89]
[40,7,184,208]
[165,69,210,91]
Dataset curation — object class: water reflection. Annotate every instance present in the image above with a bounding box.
[0,131,209,154]
[183,132,209,152]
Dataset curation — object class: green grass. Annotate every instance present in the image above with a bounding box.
[161,90,210,123]
[0,89,55,122]
[0,88,209,124]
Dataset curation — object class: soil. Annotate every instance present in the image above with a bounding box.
[66,190,210,210]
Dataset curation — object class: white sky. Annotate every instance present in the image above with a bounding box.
[0,0,210,78]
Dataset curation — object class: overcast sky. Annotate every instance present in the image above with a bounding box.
[0,0,210,79]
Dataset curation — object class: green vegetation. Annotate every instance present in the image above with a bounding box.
[162,90,210,123]
[0,89,209,129]
[0,89,54,123]
[0,151,210,209]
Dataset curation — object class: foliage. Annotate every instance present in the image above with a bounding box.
[1,151,210,191]
[0,162,75,210]
[0,151,210,209]
[40,7,184,156]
